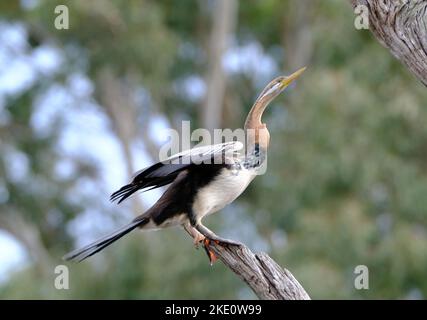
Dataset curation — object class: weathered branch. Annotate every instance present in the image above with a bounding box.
[209,242,310,300]
[350,0,427,86]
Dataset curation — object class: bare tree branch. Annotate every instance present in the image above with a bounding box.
[350,0,427,86]
[209,242,310,300]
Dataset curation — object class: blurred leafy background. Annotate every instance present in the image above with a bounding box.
[0,0,427,299]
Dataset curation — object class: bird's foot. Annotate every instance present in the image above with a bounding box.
[204,234,243,247]
[193,223,242,264]
[203,238,219,265]
[202,236,242,265]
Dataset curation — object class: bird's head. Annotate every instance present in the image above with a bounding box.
[244,67,307,149]
[246,67,306,128]
[255,66,307,105]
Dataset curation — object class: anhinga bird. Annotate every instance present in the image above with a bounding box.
[64,67,306,263]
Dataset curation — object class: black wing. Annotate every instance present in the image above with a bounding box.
[110,142,242,204]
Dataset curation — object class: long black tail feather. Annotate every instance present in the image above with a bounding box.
[63,218,149,262]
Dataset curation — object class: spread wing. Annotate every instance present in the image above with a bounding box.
[110,141,243,204]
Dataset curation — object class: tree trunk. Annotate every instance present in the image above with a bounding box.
[350,0,427,87]
[202,0,237,131]
[282,0,313,71]
[95,68,145,214]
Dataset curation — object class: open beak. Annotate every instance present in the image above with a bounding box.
[281,66,306,87]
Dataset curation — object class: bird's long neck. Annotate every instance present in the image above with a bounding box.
[244,98,271,151]
[244,97,268,129]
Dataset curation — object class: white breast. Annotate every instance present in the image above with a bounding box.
[192,168,256,220]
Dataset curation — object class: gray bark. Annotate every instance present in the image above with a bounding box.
[350,0,427,86]
[209,242,310,300]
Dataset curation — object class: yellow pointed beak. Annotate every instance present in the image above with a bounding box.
[281,66,306,87]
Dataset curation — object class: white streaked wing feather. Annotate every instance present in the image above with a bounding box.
[161,141,243,163]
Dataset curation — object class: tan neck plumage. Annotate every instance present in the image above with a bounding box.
[244,98,271,150]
